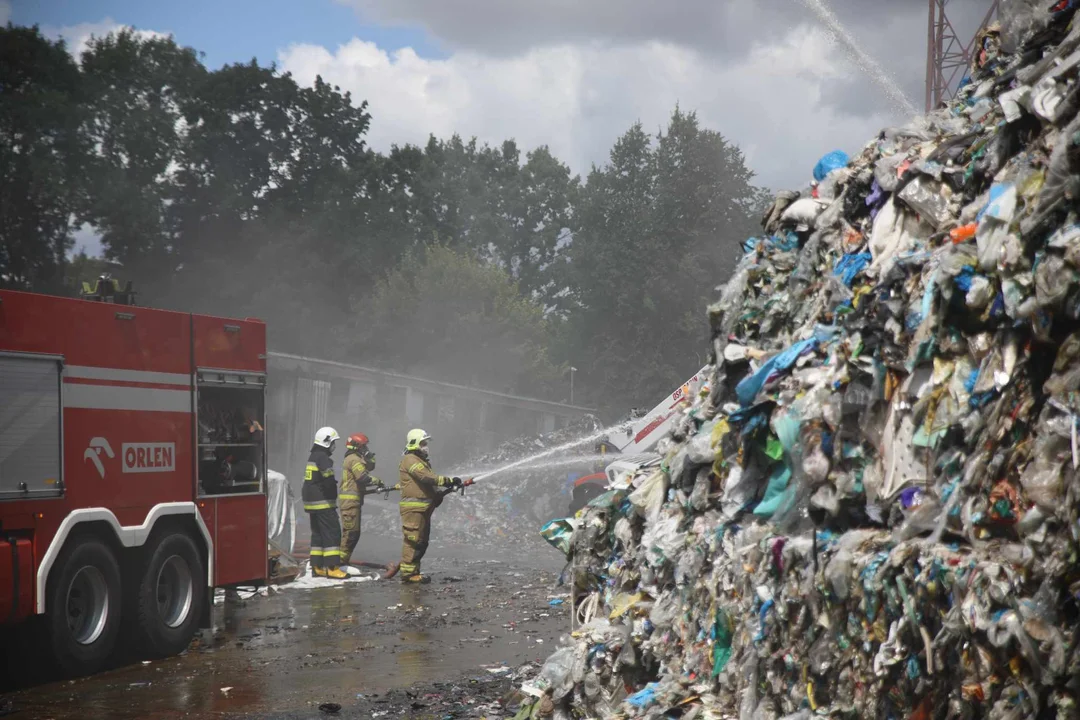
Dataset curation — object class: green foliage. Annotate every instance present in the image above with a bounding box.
[79,30,204,275]
[564,108,763,414]
[0,25,87,290]
[379,135,580,311]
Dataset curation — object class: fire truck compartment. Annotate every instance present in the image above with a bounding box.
[196,371,266,497]
[0,353,63,500]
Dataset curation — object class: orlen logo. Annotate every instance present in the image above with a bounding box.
[122,443,176,474]
[84,438,115,479]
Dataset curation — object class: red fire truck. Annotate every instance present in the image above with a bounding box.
[0,282,268,675]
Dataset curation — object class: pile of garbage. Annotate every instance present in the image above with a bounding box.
[364,414,605,553]
[533,3,1080,718]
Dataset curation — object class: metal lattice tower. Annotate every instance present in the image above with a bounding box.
[926,0,1001,111]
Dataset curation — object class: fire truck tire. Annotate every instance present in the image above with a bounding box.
[46,539,123,676]
[134,532,206,658]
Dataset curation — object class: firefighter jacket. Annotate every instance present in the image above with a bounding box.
[340,450,379,507]
[398,451,449,509]
[302,446,337,512]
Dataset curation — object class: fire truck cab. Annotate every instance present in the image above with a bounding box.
[0,285,268,675]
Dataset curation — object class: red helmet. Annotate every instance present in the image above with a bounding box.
[346,433,369,451]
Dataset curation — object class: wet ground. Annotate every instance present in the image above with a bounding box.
[1,538,567,719]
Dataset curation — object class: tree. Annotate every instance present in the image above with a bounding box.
[0,25,88,291]
[345,244,563,399]
[79,30,205,280]
[562,108,764,415]
[162,64,377,317]
[377,136,580,310]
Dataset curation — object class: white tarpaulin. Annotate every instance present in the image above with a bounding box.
[266,468,295,554]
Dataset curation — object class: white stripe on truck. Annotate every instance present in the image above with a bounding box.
[63,383,191,413]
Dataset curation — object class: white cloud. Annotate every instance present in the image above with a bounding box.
[43,18,167,62]
[279,26,900,190]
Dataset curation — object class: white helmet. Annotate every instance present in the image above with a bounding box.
[313,426,340,449]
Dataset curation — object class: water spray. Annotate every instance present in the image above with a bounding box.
[460,424,628,484]
[797,0,918,117]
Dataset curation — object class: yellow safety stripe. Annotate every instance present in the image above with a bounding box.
[304,502,335,511]
[399,500,432,509]
[409,462,427,473]
[400,563,417,574]
[338,493,360,500]
[304,463,317,481]
[322,548,343,557]
[310,548,326,556]
[321,469,334,478]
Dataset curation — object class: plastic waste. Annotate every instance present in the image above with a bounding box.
[813,150,849,182]
[530,7,1080,716]
[628,470,667,522]
[897,175,952,229]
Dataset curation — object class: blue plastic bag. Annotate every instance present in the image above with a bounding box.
[833,252,873,287]
[813,150,850,182]
[735,337,818,406]
[626,682,659,708]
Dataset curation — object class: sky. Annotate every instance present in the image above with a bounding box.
[7,0,995,254]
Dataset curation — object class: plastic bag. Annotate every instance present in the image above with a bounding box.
[686,426,718,465]
[874,153,907,192]
[530,646,577,701]
[689,467,711,512]
[674,545,706,587]
[540,518,578,557]
[780,198,828,227]
[1035,253,1077,309]
[897,176,952,229]
[649,591,681,628]
[813,150,850,182]
[624,682,659,709]
[640,513,686,566]
[614,517,635,549]
[629,470,668,522]
[1019,441,1068,510]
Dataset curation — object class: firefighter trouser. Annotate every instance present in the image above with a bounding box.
[340,502,362,562]
[308,508,342,570]
[399,501,433,577]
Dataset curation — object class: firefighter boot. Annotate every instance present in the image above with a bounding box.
[324,566,349,580]
[313,566,327,577]
[401,573,430,584]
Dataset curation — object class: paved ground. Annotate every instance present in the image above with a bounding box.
[1,537,567,720]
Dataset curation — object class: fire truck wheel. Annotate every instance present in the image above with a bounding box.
[135,532,206,658]
[47,539,123,676]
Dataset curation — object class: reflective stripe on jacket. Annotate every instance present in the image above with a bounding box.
[302,446,337,511]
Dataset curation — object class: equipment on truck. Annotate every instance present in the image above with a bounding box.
[567,367,710,513]
[0,285,270,675]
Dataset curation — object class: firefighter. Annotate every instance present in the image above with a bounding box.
[397,429,463,584]
[303,427,348,579]
[339,433,383,563]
